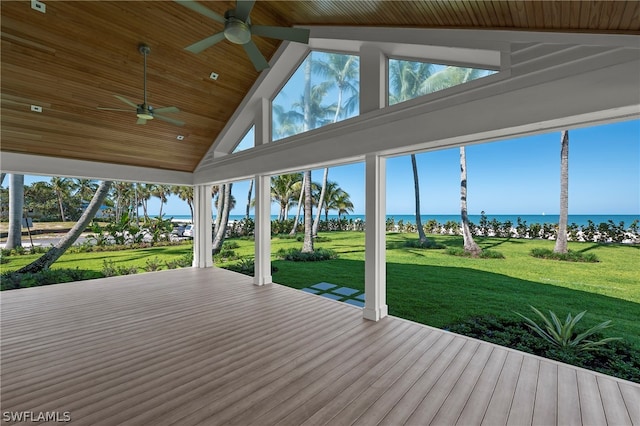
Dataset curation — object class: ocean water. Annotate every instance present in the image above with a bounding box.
[167,214,639,228]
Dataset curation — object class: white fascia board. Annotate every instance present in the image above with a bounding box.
[1,152,193,185]
[194,54,640,185]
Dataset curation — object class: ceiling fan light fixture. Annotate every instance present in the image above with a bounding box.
[224,19,251,44]
[136,106,154,120]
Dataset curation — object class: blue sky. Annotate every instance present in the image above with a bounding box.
[9,119,639,217]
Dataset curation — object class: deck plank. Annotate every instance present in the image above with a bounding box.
[1,268,638,425]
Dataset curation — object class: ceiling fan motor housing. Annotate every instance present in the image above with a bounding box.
[137,105,154,120]
[224,10,251,44]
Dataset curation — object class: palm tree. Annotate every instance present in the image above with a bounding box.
[50,177,74,222]
[323,182,354,221]
[301,169,314,253]
[389,60,437,244]
[460,146,481,255]
[17,181,113,274]
[173,186,194,220]
[311,53,359,236]
[271,173,302,221]
[152,184,172,218]
[245,179,253,220]
[212,183,233,254]
[137,183,153,220]
[411,154,428,243]
[74,179,98,204]
[554,130,569,253]
[6,174,24,250]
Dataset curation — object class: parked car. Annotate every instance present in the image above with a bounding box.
[183,224,194,238]
[171,225,186,237]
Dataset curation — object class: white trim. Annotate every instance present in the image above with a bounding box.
[253,174,272,286]
[0,152,193,185]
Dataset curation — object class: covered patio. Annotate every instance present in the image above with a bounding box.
[2,268,638,425]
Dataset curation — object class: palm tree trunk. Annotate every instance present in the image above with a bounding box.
[312,167,329,236]
[57,192,66,222]
[411,154,428,243]
[212,183,232,254]
[460,147,481,255]
[17,181,112,273]
[554,130,569,253]
[6,174,24,250]
[246,179,253,220]
[1,173,6,186]
[289,174,305,235]
[301,170,314,253]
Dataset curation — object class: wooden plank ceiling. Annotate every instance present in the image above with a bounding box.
[2,1,639,173]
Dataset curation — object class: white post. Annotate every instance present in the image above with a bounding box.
[192,184,213,268]
[363,154,388,321]
[253,97,272,285]
[360,44,386,114]
[254,174,272,285]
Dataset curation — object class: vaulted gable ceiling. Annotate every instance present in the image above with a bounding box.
[1,1,639,176]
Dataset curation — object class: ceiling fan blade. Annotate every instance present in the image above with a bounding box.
[136,118,147,125]
[174,0,225,23]
[235,0,255,22]
[251,25,310,44]
[185,32,226,54]
[97,107,133,112]
[155,114,185,127]
[153,106,180,114]
[243,40,269,71]
[114,95,138,108]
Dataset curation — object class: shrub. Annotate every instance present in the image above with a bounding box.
[445,315,639,382]
[222,241,240,250]
[530,248,599,263]
[514,306,621,352]
[296,235,331,242]
[404,239,445,249]
[1,268,101,290]
[101,260,138,277]
[144,257,163,272]
[276,248,338,262]
[214,249,238,261]
[446,247,504,259]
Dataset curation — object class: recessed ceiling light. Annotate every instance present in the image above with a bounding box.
[176,135,184,141]
[31,105,43,113]
[209,72,219,81]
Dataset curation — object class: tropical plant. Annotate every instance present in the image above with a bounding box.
[515,306,621,352]
[212,183,233,254]
[322,181,354,221]
[554,130,569,253]
[151,184,172,218]
[173,186,194,219]
[271,173,302,221]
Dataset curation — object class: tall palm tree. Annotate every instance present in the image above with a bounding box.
[18,181,112,274]
[6,174,24,250]
[389,60,436,244]
[50,177,74,222]
[137,183,153,220]
[460,146,481,255]
[311,53,360,236]
[173,186,194,220]
[212,183,233,254]
[554,130,569,253]
[245,179,253,220]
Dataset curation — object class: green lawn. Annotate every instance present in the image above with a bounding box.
[3,232,639,350]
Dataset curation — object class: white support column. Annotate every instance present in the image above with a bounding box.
[360,44,387,114]
[363,154,388,321]
[254,174,272,285]
[253,97,272,285]
[192,184,213,268]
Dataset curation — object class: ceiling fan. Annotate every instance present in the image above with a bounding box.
[98,44,184,126]
[176,0,310,71]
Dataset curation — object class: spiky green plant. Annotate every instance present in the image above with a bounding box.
[515,306,621,352]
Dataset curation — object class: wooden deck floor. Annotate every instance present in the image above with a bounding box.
[1,268,638,425]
